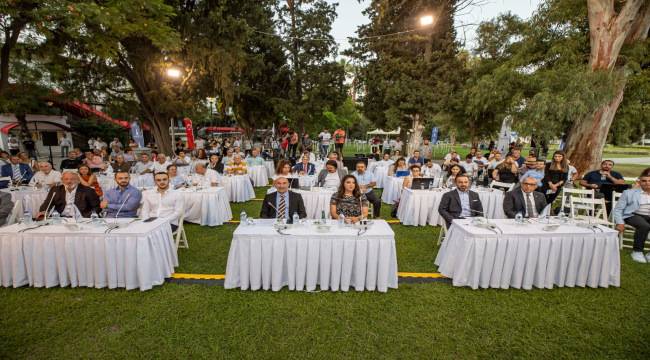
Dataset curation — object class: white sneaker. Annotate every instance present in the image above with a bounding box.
[631,252,647,263]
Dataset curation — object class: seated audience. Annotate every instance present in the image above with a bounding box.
[60,150,81,170]
[422,159,442,179]
[111,154,132,173]
[292,154,316,176]
[443,164,466,188]
[351,161,381,218]
[260,176,307,221]
[153,153,171,173]
[0,191,14,225]
[408,150,425,166]
[141,172,184,231]
[503,174,548,219]
[78,164,102,197]
[580,160,628,211]
[245,148,265,166]
[191,163,219,187]
[133,153,155,175]
[330,175,369,223]
[402,164,423,189]
[388,157,410,177]
[225,154,248,175]
[541,151,569,204]
[100,171,142,218]
[29,161,62,188]
[0,155,33,188]
[37,170,101,218]
[614,168,650,263]
[438,174,484,228]
[317,160,346,188]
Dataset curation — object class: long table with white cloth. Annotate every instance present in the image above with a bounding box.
[224,219,398,292]
[397,187,506,226]
[247,165,269,187]
[175,187,232,226]
[0,218,177,291]
[220,174,255,202]
[1,187,48,217]
[434,218,620,290]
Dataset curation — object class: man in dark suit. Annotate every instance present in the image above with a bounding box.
[0,155,33,188]
[503,174,548,218]
[292,154,316,175]
[37,170,100,218]
[0,191,15,226]
[438,174,484,228]
[260,176,307,222]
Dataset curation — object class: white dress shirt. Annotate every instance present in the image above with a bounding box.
[61,186,78,217]
[134,161,154,174]
[29,170,62,186]
[191,169,219,186]
[141,188,184,225]
[522,190,538,218]
[324,172,340,188]
[635,192,650,217]
[153,160,171,173]
[422,163,442,179]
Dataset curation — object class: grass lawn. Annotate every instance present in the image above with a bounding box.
[2,187,650,359]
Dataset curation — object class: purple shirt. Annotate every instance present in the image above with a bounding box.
[103,184,142,217]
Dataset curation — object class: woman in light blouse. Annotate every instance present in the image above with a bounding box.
[330,175,368,223]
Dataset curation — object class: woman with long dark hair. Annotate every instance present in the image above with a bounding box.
[541,150,569,204]
[78,164,103,197]
[330,175,369,223]
[443,164,466,188]
[492,155,519,184]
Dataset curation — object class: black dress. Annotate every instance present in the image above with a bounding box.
[541,167,568,204]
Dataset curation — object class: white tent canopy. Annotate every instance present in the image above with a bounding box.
[366,127,401,136]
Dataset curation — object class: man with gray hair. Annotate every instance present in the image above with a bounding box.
[502,173,548,219]
[153,153,170,173]
[29,161,62,187]
[37,170,100,218]
[191,162,219,187]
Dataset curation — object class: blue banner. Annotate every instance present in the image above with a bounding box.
[130,121,145,148]
[430,127,439,145]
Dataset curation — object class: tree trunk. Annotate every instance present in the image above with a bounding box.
[565,80,626,175]
[148,115,172,155]
[407,113,424,155]
[0,20,26,95]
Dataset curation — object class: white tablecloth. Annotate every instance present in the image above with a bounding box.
[97,174,155,190]
[176,187,232,226]
[1,188,48,216]
[435,219,620,290]
[224,219,398,292]
[247,165,269,187]
[264,160,275,177]
[381,177,405,204]
[0,218,177,291]
[397,188,506,226]
[372,166,390,189]
[293,188,336,219]
[220,175,255,202]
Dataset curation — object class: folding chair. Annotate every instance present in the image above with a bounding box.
[173,211,189,249]
[612,191,650,251]
[569,196,611,225]
[436,225,447,246]
[560,187,595,215]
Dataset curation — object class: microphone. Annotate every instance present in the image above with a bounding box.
[43,191,57,221]
[266,201,280,218]
[115,192,132,219]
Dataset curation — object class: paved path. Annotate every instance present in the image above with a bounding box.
[609,157,650,165]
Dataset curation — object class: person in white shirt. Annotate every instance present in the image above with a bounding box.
[141,172,184,230]
[394,139,403,152]
[194,137,206,150]
[59,137,72,157]
[460,154,478,178]
[422,159,442,179]
[191,163,219,187]
[174,150,191,165]
[318,129,331,160]
[109,138,122,153]
[566,160,578,187]
[133,153,155,174]
[153,153,170,173]
[377,152,394,168]
[29,161,62,187]
[245,148,265,166]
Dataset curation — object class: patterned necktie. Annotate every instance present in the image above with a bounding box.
[278,193,286,219]
[525,193,535,218]
[12,165,21,181]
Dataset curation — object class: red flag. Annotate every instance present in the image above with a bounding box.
[183,117,195,150]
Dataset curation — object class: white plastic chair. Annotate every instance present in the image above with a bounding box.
[569,196,610,225]
[612,191,650,251]
[561,187,595,214]
[489,181,515,191]
[436,225,447,246]
[173,211,188,249]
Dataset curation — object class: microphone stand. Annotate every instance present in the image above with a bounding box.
[43,191,57,222]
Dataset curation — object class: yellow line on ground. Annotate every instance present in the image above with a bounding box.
[172,272,444,280]
[172,273,225,280]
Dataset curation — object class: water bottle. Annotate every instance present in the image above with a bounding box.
[292,212,299,226]
[50,209,61,224]
[22,210,33,225]
[515,212,523,224]
[240,211,248,225]
[90,211,99,224]
[338,214,345,228]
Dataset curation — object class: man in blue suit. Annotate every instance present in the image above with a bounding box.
[0,155,33,188]
[614,168,650,263]
[292,154,315,175]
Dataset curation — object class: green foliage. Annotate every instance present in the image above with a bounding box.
[320,97,369,138]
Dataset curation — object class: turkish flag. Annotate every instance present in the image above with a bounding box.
[183,117,195,150]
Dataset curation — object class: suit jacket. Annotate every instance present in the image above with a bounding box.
[207,162,224,174]
[503,190,547,219]
[260,191,307,221]
[292,162,316,175]
[39,184,101,218]
[0,191,14,226]
[0,163,33,188]
[438,189,484,228]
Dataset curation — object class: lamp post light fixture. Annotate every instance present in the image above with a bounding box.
[166,67,182,79]
[419,15,435,27]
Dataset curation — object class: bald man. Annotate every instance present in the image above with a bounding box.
[29,161,62,187]
[260,177,307,221]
